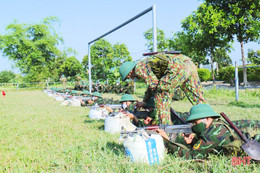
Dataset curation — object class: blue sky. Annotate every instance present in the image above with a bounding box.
[0,0,259,73]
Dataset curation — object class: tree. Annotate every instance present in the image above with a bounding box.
[144,28,169,52]
[85,39,132,81]
[248,49,260,65]
[0,17,63,82]
[0,70,16,83]
[169,31,207,66]
[213,48,232,69]
[181,3,232,83]
[206,0,260,85]
[59,56,82,78]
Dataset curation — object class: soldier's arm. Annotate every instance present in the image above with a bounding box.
[134,59,159,90]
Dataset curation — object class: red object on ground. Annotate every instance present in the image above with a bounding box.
[2,91,6,98]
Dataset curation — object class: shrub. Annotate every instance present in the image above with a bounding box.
[197,68,210,82]
[217,66,260,83]
[0,70,16,83]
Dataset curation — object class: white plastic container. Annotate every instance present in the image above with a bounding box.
[123,134,165,164]
[69,99,81,107]
[55,96,64,102]
[104,114,136,134]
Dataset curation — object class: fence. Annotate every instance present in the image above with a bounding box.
[0,81,76,90]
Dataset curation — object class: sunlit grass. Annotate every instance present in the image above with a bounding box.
[0,89,259,172]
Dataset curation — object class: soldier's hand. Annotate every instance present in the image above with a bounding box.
[156,129,169,140]
[182,133,195,144]
[135,101,146,110]
[124,113,134,120]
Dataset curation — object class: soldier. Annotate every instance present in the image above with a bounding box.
[79,90,91,106]
[86,92,117,106]
[74,74,82,90]
[119,94,136,112]
[124,97,157,127]
[157,104,260,159]
[60,74,67,90]
[80,80,87,90]
[119,52,206,125]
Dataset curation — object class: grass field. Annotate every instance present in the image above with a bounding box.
[0,88,259,172]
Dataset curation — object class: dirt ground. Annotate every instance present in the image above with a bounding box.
[202,81,260,89]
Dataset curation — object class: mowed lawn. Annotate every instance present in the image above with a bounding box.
[0,89,259,172]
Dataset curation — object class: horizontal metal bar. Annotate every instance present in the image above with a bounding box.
[88,6,153,44]
[238,65,260,69]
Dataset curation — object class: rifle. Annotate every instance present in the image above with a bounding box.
[143,51,182,56]
[105,104,122,109]
[170,107,186,124]
[121,124,192,135]
[72,96,92,101]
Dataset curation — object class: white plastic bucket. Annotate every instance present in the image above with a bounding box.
[105,114,135,134]
[123,134,165,164]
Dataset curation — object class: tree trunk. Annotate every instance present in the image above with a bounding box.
[240,41,248,86]
[210,49,215,84]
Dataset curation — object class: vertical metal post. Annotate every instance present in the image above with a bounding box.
[17,83,19,91]
[134,82,136,93]
[152,4,157,52]
[235,62,239,101]
[107,79,109,85]
[88,43,92,94]
[46,80,49,89]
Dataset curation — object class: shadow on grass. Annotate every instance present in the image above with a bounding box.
[105,142,125,156]
[83,119,104,124]
[228,101,260,109]
[98,125,104,130]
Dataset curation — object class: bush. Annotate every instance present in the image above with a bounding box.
[217,66,260,83]
[0,70,16,83]
[217,66,235,82]
[197,68,210,82]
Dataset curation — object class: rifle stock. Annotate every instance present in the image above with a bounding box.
[121,124,192,134]
[143,51,182,56]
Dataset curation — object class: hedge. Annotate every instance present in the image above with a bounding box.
[217,66,260,82]
[198,68,211,82]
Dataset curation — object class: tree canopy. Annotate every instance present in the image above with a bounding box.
[205,0,260,85]
[0,17,64,82]
[83,39,132,81]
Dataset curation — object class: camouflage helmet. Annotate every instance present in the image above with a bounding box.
[81,90,90,95]
[92,92,102,98]
[186,104,220,122]
[65,89,71,93]
[119,61,137,81]
[70,90,77,95]
[119,94,135,103]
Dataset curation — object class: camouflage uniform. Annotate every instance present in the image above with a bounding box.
[60,75,67,89]
[164,119,260,159]
[85,98,118,106]
[135,53,206,125]
[75,75,82,90]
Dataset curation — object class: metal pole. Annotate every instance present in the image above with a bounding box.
[152,4,157,52]
[88,6,153,45]
[88,43,92,94]
[17,83,19,91]
[235,62,239,101]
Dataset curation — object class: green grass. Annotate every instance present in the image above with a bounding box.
[0,89,259,172]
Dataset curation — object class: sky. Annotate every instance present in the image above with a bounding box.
[0,0,259,73]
